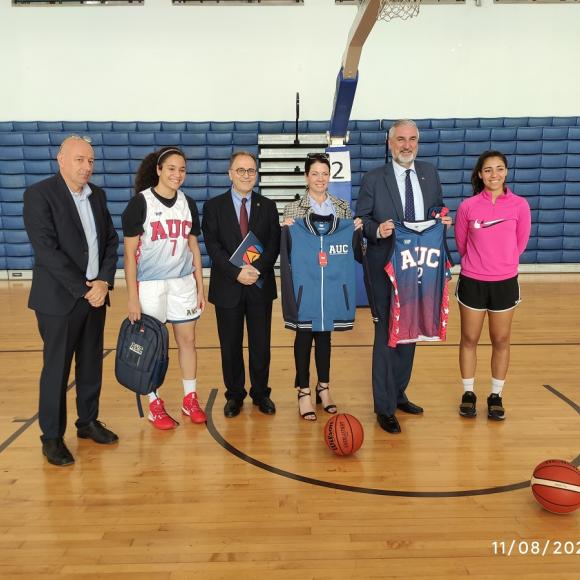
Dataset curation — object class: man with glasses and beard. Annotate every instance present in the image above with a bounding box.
[202,151,280,418]
[356,120,452,434]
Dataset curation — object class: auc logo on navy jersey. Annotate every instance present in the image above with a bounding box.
[400,246,441,270]
[328,244,349,255]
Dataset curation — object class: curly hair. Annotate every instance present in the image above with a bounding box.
[134,146,186,194]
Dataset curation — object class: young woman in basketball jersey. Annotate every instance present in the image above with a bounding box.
[122,147,206,429]
[454,151,531,420]
[282,153,359,421]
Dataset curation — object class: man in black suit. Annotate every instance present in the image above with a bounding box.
[202,151,280,417]
[23,136,119,465]
[356,120,452,434]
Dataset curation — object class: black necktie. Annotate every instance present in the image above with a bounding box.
[404,169,416,221]
[240,197,249,238]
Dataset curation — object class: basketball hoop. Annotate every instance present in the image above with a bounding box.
[368,0,421,22]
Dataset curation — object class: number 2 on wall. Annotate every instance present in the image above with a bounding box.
[332,161,344,180]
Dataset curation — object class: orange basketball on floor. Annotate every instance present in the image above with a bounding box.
[324,413,364,456]
[530,459,580,514]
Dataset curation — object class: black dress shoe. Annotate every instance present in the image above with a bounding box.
[77,420,119,444]
[396,401,424,415]
[253,396,276,415]
[42,438,74,466]
[224,399,243,418]
[377,414,401,434]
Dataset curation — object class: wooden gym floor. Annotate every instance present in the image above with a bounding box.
[0,274,578,579]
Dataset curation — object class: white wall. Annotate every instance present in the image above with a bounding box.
[1,0,579,121]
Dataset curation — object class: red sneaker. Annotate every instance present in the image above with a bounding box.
[182,392,207,424]
[148,398,178,430]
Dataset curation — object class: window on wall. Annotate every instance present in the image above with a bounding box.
[494,0,579,3]
[173,1,303,5]
[335,0,465,4]
[13,1,143,5]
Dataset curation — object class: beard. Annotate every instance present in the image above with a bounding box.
[395,151,416,165]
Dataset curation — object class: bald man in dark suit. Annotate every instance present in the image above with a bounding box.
[24,136,119,465]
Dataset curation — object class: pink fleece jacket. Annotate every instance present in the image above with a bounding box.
[454,188,531,282]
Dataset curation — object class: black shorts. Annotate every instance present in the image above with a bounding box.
[456,274,521,312]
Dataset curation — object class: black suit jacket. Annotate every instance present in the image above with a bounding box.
[202,190,281,308]
[23,173,119,316]
[356,161,444,307]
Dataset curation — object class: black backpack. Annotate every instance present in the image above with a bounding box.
[115,314,169,417]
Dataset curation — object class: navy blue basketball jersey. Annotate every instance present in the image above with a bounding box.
[385,220,452,347]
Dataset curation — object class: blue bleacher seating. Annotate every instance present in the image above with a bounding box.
[479,118,504,128]
[439,129,465,142]
[357,120,381,131]
[162,122,186,132]
[2,117,580,272]
[0,147,23,161]
[439,142,465,156]
[233,133,257,146]
[259,122,284,134]
[431,119,455,129]
[188,160,208,174]
[103,146,130,160]
[361,132,385,145]
[0,160,25,174]
[418,143,438,157]
[455,119,479,128]
[465,129,491,142]
[62,121,88,132]
[186,122,211,133]
[103,133,130,146]
[210,122,235,132]
[155,133,182,146]
[464,142,490,156]
[361,146,385,159]
[234,122,259,132]
[208,133,233,146]
[181,146,207,160]
[137,122,161,132]
[181,133,207,146]
[128,133,155,146]
[308,121,330,132]
[207,160,229,174]
[0,133,24,146]
[516,141,542,155]
[420,129,439,143]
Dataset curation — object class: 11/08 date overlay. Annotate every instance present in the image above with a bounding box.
[492,540,580,556]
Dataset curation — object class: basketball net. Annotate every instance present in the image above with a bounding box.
[372,0,421,22]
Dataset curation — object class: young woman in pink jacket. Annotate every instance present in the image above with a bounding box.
[454,151,531,421]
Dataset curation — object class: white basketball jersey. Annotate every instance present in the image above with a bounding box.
[137,188,195,281]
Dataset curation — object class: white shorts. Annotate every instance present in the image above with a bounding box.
[139,275,201,324]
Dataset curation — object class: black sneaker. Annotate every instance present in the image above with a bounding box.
[459,391,477,418]
[487,393,505,421]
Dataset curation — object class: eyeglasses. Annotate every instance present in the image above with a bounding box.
[307,153,329,160]
[234,168,257,177]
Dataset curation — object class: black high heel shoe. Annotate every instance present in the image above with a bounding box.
[315,383,337,414]
[298,388,317,421]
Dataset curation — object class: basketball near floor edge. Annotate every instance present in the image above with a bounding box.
[531,459,580,514]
